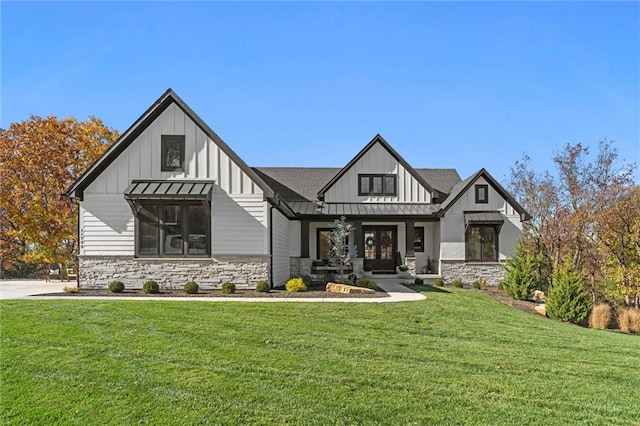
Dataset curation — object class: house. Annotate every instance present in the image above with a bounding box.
[65,89,530,289]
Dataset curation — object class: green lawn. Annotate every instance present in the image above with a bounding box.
[1,287,638,425]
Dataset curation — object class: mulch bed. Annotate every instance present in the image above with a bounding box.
[475,286,541,315]
[40,284,389,298]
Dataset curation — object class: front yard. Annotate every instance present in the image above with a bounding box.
[1,287,638,424]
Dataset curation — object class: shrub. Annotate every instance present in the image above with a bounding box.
[588,303,612,330]
[434,278,444,287]
[222,282,236,294]
[546,262,592,324]
[286,277,307,292]
[453,279,464,288]
[355,277,378,290]
[183,281,199,294]
[63,286,79,294]
[502,245,540,300]
[142,280,159,294]
[302,274,313,286]
[255,280,269,293]
[363,264,373,272]
[618,308,640,334]
[342,279,354,285]
[399,265,409,272]
[322,273,335,285]
[108,281,125,293]
[414,277,424,285]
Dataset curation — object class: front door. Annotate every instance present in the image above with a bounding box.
[363,226,397,273]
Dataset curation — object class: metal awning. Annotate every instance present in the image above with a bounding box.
[286,201,439,217]
[464,212,505,226]
[124,180,214,201]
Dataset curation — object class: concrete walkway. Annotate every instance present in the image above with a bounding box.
[0,279,425,303]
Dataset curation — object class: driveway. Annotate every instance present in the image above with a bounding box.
[0,279,71,299]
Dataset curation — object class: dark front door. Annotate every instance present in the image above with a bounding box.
[363,226,397,273]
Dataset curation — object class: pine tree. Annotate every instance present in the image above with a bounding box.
[502,242,541,300]
[546,261,593,324]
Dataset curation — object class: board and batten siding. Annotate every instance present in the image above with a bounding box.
[270,208,291,287]
[79,101,268,256]
[439,177,523,261]
[323,142,432,203]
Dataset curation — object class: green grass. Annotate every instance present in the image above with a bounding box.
[1,287,639,425]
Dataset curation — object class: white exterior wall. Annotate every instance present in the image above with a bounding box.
[79,102,267,256]
[414,222,438,273]
[271,208,291,287]
[323,142,431,203]
[288,221,301,257]
[439,177,523,261]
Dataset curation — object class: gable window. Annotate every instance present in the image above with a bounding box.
[466,225,498,262]
[475,184,489,203]
[414,227,424,252]
[136,201,209,257]
[161,135,185,171]
[358,174,397,196]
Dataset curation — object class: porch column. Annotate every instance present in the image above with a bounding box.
[301,220,309,258]
[352,220,363,254]
[405,220,416,276]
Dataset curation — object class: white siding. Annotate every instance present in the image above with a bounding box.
[288,221,301,257]
[439,177,523,261]
[323,142,432,203]
[271,209,290,287]
[81,101,267,257]
[211,193,268,255]
[80,194,134,255]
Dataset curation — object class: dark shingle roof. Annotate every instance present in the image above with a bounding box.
[253,167,462,202]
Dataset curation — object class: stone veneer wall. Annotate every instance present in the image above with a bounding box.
[79,255,269,289]
[440,261,505,286]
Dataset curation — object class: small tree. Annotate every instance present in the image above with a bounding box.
[546,261,593,324]
[328,216,357,283]
[502,242,541,300]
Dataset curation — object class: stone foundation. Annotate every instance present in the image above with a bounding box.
[440,260,505,286]
[405,256,416,276]
[78,255,269,290]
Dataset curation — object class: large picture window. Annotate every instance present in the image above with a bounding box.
[358,174,397,196]
[317,228,349,261]
[466,225,498,262]
[136,202,209,257]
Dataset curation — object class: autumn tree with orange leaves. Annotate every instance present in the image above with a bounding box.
[0,116,118,276]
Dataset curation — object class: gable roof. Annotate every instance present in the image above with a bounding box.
[65,89,274,200]
[437,168,530,220]
[315,134,443,201]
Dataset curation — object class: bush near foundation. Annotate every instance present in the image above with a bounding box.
[472,277,487,289]
[183,281,199,294]
[414,277,424,285]
[618,308,640,334]
[453,279,464,288]
[222,282,236,294]
[142,280,159,294]
[434,278,444,287]
[286,277,307,293]
[255,280,269,293]
[588,304,612,330]
[355,277,378,290]
[108,281,124,293]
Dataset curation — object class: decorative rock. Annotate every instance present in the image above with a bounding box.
[532,290,547,302]
[326,282,375,294]
[534,304,547,316]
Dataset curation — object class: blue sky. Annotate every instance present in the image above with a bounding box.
[2,2,639,183]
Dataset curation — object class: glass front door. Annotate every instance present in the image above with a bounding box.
[363,226,397,272]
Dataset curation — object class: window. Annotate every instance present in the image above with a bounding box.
[414,227,424,252]
[136,202,209,257]
[466,225,498,262]
[317,228,349,261]
[358,174,397,196]
[475,184,488,203]
[161,135,185,171]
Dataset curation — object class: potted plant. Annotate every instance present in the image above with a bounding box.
[363,264,373,277]
[398,264,409,278]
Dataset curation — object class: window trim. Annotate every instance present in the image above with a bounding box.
[161,135,185,172]
[475,184,489,204]
[358,174,397,196]
[135,200,210,258]
[414,226,425,252]
[465,224,499,262]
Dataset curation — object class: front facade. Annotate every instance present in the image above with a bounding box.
[66,89,530,289]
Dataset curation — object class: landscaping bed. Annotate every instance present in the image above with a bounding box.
[40,284,388,298]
